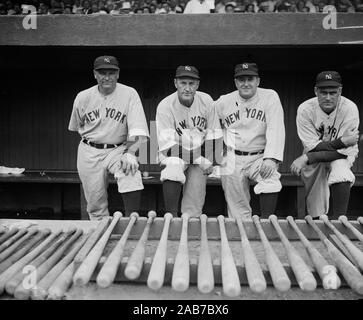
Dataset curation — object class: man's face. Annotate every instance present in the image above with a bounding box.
[174,77,199,107]
[235,75,260,99]
[315,86,342,114]
[94,69,119,93]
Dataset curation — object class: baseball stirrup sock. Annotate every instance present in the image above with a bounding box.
[259,192,279,218]
[122,190,142,217]
[330,182,351,217]
[163,180,182,217]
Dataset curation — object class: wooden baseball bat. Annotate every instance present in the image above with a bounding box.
[197,214,214,294]
[0,228,28,255]
[147,212,173,291]
[269,215,317,291]
[0,225,5,234]
[358,217,363,225]
[73,217,110,270]
[0,229,62,295]
[320,214,363,271]
[46,218,110,300]
[0,228,20,251]
[0,227,39,263]
[252,215,290,292]
[286,216,341,289]
[171,213,190,292]
[97,212,138,288]
[4,228,76,295]
[338,216,363,243]
[0,229,50,274]
[73,211,122,286]
[31,230,92,300]
[329,234,357,265]
[236,216,266,293]
[217,215,241,297]
[14,228,82,300]
[124,210,157,280]
[305,215,363,295]
[47,262,75,300]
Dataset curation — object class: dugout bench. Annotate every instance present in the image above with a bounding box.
[0,171,362,220]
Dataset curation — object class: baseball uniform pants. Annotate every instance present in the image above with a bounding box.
[220,151,282,220]
[301,158,355,218]
[77,142,144,220]
[160,156,207,217]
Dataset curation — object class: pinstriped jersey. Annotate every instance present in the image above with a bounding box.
[297,96,359,159]
[68,83,149,144]
[215,88,285,162]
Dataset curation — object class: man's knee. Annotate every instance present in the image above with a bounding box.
[329,159,355,185]
[254,174,282,195]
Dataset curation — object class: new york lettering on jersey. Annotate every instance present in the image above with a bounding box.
[222,102,266,128]
[175,116,207,136]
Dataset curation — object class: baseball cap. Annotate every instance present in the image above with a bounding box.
[234,63,259,78]
[94,56,119,70]
[315,71,342,87]
[175,65,200,79]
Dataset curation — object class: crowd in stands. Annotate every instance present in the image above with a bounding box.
[0,0,362,15]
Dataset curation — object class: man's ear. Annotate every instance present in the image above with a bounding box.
[195,80,200,90]
[256,77,260,87]
[174,78,178,89]
[93,70,97,80]
[314,86,318,96]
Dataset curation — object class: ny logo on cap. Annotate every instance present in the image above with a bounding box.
[185,66,191,71]
[242,64,249,69]
[104,57,111,63]
[325,74,332,80]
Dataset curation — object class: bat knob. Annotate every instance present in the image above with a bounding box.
[164,212,174,221]
[319,214,328,222]
[338,215,348,223]
[147,210,157,219]
[130,212,139,220]
[113,211,123,219]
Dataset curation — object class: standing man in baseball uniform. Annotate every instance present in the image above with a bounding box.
[69,55,149,220]
[214,63,285,220]
[156,65,223,217]
[291,71,359,218]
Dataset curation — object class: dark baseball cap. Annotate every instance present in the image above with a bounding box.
[94,56,119,70]
[234,63,259,78]
[175,65,200,79]
[315,71,342,88]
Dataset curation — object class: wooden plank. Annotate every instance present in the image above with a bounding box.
[1,14,363,46]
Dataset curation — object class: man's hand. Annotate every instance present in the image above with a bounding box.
[290,154,308,176]
[120,153,139,175]
[341,128,359,147]
[259,158,278,179]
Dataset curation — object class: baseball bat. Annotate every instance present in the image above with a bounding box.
[269,215,317,291]
[31,230,91,300]
[0,228,28,255]
[338,216,363,243]
[197,214,214,294]
[286,216,341,289]
[46,219,110,300]
[0,225,5,234]
[171,213,190,292]
[0,229,62,295]
[96,212,138,288]
[47,262,75,300]
[358,217,363,225]
[0,227,39,263]
[320,214,363,271]
[0,229,50,274]
[236,216,266,293]
[73,211,122,286]
[329,233,357,265]
[252,215,290,292]
[4,228,76,295]
[147,212,173,291]
[73,217,110,270]
[217,215,241,297]
[305,215,363,295]
[15,228,82,300]
[124,210,157,280]
[0,228,20,250]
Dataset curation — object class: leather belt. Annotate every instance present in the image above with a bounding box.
[82,139,122,149]
[234,149,264,156]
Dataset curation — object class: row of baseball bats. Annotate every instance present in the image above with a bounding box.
[0,213,362,299]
